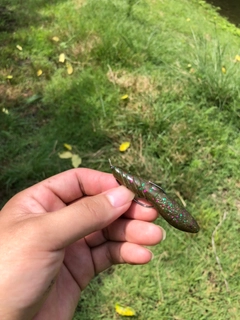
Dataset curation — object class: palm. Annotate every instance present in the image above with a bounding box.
[33,237,98,319]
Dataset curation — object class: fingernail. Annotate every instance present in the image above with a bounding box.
[159,226,166,241]
[147,249,154,261]
[105,186,135,208]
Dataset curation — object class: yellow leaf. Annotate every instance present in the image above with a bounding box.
[52,36,60,42]
[234,54,240,62]
[66,62,73,75]
[71,154,82,168]
[115,303,136,316]
[2,108,9,115]
[221,66,226,74]
[6,75,13,79]
[119,141,130,152]
[58,151,73,159]
[64,143,72,150]
[121,94,129,100]
[37,69,43,76]
[16,45,22,51]
[59,53,65,63]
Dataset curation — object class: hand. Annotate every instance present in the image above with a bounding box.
[0,168,165,320]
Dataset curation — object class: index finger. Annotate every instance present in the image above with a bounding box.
[13,169,119,213]
[43,168,118,201]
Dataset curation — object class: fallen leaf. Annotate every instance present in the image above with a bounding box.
[234,54,240,62]
[16,45,22,51]
[66,62,73,75]
[115,303,136,316]
[52,36,60,42]
[121,94,129,100]
[71,154,82,168]
[37,69,43,76]
[64,143,72,151]
[119,141,130,152]
[2,108,9,115]
[58,151,73,159]
[59,53,65,63]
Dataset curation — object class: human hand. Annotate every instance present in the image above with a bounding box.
[0,168,165,320]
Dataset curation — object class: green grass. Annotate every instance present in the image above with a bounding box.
[1,0,240,319]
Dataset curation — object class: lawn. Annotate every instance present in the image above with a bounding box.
[1,0,240,319]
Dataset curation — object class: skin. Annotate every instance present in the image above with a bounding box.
[0,168,165,320]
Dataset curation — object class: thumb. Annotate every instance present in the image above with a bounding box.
[37,186,135,249]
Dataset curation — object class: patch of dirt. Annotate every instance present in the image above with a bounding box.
[0,84,23,101]
[72,34,101,58]
[107,68,157,95]
[73,0,86,10]
[0,83,36,113]
[0,84,34,102]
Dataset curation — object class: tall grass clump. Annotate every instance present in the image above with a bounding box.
[184,32,240,110]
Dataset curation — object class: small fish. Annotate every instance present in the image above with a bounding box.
[109,160,200,233]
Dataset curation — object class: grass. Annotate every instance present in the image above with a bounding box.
[1,0,240,319]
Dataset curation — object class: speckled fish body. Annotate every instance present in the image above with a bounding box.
[110,164,200,233]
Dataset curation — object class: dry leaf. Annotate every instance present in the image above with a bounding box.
[71,154,82,168]
[16,45,22,51]
[2,108,9,115]
[59,53,65,63]
[37,70,43,76]
[64,143,72,150]
[115,303,136,316]
[234,54,240,62]
[66,62,73,75]
[52,36,60,42]
[119,141,130,152]
[58,151,73,159]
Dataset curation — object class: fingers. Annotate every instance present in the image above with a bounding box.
[91,242,153,275]
[36,186,135,249]
[85,219,164,247]
[111,220,163,245]
[4,168,158,223]
[10,169,119,213]
[40,168,118,202]
[124,201,158,221]
[64,240,154,290]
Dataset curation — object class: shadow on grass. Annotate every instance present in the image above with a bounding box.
[206,0,240,26]
[0,0,66,32]
[0,70,112,208]
[0,0,69,71]
[0,0,110,207]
